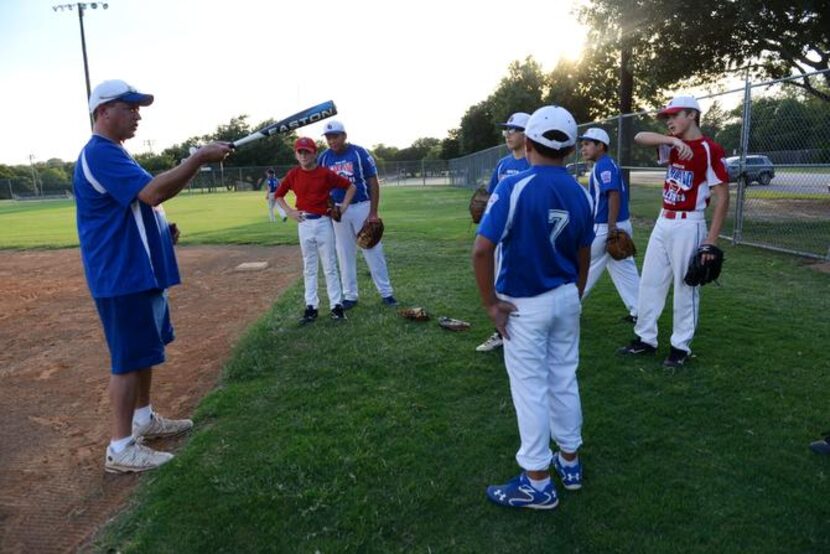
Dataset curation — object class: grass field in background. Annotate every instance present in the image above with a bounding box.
[3,186,830,552]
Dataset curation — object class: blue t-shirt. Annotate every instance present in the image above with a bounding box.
[73,134,181,298]
[267,176,279,193]
[318,144,377,204]
[487,154,530,193]
[588,154,630,224]
[478,165,594,298]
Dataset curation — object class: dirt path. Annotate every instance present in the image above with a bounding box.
[0,245,301,553]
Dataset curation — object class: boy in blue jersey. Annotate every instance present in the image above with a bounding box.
[74,80,232,473]
[476,112,531,353]
[473,106,594,510]
[319,120,396,309]
[578,128,640,322]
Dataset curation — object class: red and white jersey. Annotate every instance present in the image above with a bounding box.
[658,136,728,212]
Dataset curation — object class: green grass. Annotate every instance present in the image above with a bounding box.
[3,187,830,552]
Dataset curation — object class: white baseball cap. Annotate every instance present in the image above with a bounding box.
[322,120,346,135]
[501,112,530,130]
[578,128,610,146]
[88,79,153,114]
[525,106,578,150]
[657,95,701,118]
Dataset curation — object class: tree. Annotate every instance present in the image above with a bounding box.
[440,129,460,160]
[458,100,499,155]
[489,57,548,126]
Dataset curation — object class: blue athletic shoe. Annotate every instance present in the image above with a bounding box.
[342,299,358,310]
[552,453,582,490]
[381,295,399,307]
[485,472,559,510]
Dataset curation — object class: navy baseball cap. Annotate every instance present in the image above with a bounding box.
[89,79,154,114]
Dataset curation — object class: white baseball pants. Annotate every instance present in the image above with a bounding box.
[582,219,640,317]
[266,193,286,222]
[634,211,707,353]
[501,284,584,471]
[298,216,342,310]
[332,201,394,301]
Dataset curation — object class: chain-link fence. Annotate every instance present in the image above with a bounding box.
[1,177,73,200]
[448,145,509,189]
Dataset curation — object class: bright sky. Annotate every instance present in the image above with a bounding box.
[0,0,587,166]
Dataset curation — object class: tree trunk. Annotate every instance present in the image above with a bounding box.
[618,42,634,187]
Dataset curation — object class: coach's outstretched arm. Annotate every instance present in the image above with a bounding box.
[634,131,693,161]
[137,144,232,206]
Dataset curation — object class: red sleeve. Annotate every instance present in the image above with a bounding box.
[275,169,294,197]
[327,168,351,190]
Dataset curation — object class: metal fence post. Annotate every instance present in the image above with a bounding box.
[733,77,752,245]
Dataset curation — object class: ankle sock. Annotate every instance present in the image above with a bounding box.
[133,404,152,427]
[109,435,132,453]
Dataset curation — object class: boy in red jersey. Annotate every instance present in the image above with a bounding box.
[618,96,729,368]
[276,137,356,324]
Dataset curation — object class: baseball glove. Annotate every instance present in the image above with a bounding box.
[356,218,384,249]
[437,316,471,331]
[469,186,490,224]
[327,197,342,222]
[684,244,725,287]
[399,307,430,321]
[606,229,636,260]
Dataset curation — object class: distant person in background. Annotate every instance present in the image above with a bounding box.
[263,168,287,223]
[74,79,231,473]
[476,112,531,354]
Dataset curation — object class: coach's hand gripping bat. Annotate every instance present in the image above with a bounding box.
[229,100,338,149]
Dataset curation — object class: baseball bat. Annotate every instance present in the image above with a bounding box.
[230,100,337,149]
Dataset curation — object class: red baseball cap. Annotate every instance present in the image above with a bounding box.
[294,137,317,153]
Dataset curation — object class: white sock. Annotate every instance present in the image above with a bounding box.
[559,452,579,467]
[109,435,133,453]
[133,404,153,427]
[528,476,551,491]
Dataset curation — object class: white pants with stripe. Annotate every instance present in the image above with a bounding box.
[634,212,707,353]
[502,284,583,471]
[298,216,342,310]
[332,201,394,301]
[582,219,640,317]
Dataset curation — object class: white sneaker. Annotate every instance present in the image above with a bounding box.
[105,441,173,473]
[133,412,193,440]
[476,332,504,352]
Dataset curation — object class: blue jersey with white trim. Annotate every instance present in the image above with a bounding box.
[478,165,594,298]
[73,135,180,298]
[318,144,377,204]
[267,176,279,193]
[588,154,630,223]
[487,154,530,194]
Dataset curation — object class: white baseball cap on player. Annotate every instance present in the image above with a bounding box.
[577,127,611,146]
[657,95,701,118]
[501,112,530,130]
[524,106,578,150]
[322,120,346,135]
[88,79,154,114]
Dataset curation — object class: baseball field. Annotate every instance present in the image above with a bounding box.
[2,185,829,552]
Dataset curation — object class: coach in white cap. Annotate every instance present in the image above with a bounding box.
[74,79,232,473]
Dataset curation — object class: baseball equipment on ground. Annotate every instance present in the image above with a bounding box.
[438,316,471,331]
[356,218,384,249]
[230,101,337,149]
[606,228,636,260]
[327,197,342,222]
[469,186,490,224]
[683,244,724,286]
[399,307,430,321]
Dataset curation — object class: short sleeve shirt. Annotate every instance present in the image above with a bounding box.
[73,135,180,298]
[267,176,279,193]
[588,154,630,223]
[318,144,377,204]
[478,165,595,298]
[487,154,530,194]
[660,136,729,211]
[275,166,351,215]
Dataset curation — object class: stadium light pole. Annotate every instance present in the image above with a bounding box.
[52,2,109,130]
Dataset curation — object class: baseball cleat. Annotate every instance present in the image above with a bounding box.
[381,295,399,307]
[105,441,173,473]
[299,306,318,325]
[133,412,193,440]
[342,299,358,310]
[476,332,504,352]
[617,338,657,355]
[552,452,583,490]
[330,304,346,321]
[486,472,559,510]
[621,314,638,324]
[809,432,830,455]
[663,346,691,368]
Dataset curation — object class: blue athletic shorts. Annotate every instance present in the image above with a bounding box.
[94,289,175,374]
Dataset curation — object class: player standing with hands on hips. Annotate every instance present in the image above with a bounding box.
[473,106,594,510]
[475,112,531,353]
[618,95,729,368]
[275,137,356,325]
[73,80,232,473]
[578,128,640,322]
[318,121,397,309]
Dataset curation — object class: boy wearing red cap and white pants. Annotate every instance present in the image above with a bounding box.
[618,96,729,368]
[276,137,356,324]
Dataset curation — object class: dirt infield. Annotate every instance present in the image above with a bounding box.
[0,245,301,553]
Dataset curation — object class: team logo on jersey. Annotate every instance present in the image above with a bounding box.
[329,161,355,183]
[600,170,613,184]
[500,168,522,181]
[666,166,694,191]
